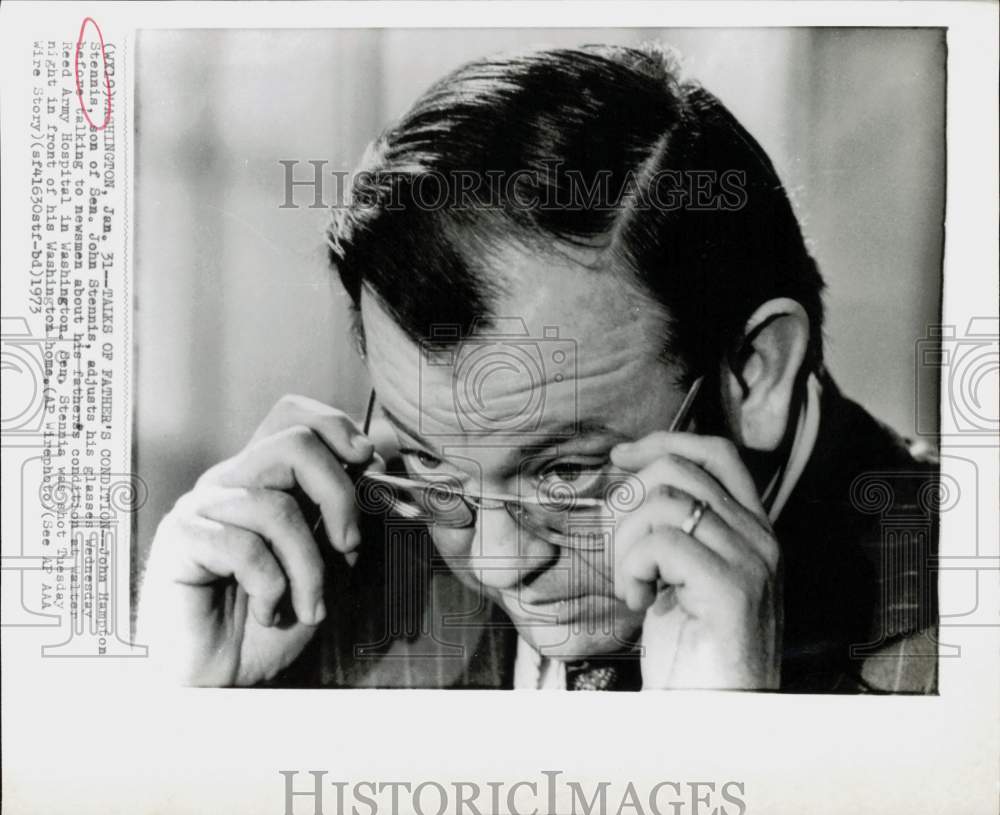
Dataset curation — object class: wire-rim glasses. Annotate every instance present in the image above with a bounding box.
[355,377,703,551]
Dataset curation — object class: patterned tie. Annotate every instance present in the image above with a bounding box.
[565,651,643,691]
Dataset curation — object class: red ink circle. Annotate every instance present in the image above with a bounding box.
[73,17,113,131]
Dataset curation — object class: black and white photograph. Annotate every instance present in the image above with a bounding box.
[0,4,996,815]
[134,28,945,692]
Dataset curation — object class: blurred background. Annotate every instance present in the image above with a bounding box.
[134,28,945,563]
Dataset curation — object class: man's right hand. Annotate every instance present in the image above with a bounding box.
[137,395,382,686]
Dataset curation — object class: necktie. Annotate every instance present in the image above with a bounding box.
[565,651,642,691]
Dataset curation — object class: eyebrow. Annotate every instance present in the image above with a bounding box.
[378,407,626,457]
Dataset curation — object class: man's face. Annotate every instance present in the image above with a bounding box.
[362,244,695,659]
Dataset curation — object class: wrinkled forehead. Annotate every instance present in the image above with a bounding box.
[359,245,672,441]
[361,299,575,442]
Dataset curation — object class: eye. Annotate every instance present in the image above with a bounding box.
[542,462,586,483]
[537,459,606,495]
[400,448,443,472]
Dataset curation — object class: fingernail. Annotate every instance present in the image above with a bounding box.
[312,598,327,625]
[344,550,359,568]
[271,609,281,627]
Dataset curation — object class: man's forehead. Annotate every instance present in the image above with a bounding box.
[488,242,662,338]
[359,245,672,439]
[365,311,587,441]
[361,243,666,368]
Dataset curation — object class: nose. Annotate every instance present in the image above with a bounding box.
[463,504,557,590]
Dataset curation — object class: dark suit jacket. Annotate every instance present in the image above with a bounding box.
[267,375,939,693]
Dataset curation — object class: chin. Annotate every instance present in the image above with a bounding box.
[509,598,644,660]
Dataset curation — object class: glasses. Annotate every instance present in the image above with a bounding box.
[354,376,703,551]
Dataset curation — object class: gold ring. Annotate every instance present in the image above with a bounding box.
[680,499,708,536]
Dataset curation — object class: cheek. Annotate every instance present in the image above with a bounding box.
[429,528,499,598]
[429,528,481,590]
[429,527,473,558]
[574,548,618,587]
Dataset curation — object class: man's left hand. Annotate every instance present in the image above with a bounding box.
[609,432,783,690]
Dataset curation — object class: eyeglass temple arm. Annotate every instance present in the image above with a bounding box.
[307,389,379,538]
[668,376,703,433]
[362,388,377,435]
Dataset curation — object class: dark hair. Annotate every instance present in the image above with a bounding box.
[328,43,825,380]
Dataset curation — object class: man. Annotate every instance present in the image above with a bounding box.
[138,44,938,691]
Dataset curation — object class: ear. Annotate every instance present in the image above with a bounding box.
[722,298,811,451]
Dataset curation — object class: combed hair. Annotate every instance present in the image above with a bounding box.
[328,43,825,379]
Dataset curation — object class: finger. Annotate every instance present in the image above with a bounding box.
[204,425,363,554]
[187,486,327,625]
[628,453,769,544]
[612,433,765,521]
[618,526,730,617]
[252,394,374,465]
[167,514,288,627]
[614,485,747,566]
